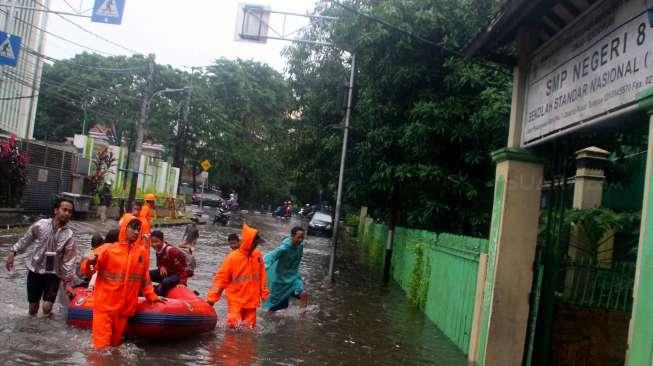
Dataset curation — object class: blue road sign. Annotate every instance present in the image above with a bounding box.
[91,0,125,25]
[0,32,21,67]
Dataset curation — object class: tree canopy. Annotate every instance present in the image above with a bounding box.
[34,54,293,207]
[281,0,512,236]
[34,0,515,236]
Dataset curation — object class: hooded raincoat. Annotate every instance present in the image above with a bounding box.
[140,204,154,235]
[207,224,269,327]
[92,223,158,349]
[118,214,150,262]
[263,237,304,310]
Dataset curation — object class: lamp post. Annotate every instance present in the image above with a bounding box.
[126,55,188,211]
[328,53,355,282]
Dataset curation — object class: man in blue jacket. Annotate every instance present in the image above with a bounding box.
[263,226,309,311]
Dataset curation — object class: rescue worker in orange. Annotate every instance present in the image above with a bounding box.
[140,193,156,236]
[118,201,153,263]
[118,201,142,242]
[206,224,269,328]
[87,218,164,349]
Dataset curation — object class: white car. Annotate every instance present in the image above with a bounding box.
[308,212,333,236]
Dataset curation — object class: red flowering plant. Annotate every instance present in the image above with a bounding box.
[0,134,28,207]
[88,146,116,195]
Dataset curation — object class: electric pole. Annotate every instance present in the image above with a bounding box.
[328,53,356,282]
[174,67,195,193]
[127,53,155,211]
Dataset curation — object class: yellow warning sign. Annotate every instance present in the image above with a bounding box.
[200,159,212,171]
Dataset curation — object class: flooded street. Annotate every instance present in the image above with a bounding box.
[0,213,466,365]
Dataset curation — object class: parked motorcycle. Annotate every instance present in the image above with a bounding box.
[213,206,230,226]
[298,204,315,220]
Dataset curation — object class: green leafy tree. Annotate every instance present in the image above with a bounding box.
[283,0,512,235]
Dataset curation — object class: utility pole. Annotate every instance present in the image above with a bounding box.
[175,67,195,193]
[127,53,155,211]
[328,53,356,282]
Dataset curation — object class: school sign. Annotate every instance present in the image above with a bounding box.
[523,0,653,146]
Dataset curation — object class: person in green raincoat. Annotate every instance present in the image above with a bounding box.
[263,226,309,311]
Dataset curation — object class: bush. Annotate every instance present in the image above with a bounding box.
[345,213,360,228]
[0,134,27,207]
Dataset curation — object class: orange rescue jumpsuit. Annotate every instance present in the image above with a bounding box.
[92,240,158,349]
[207,224,269,328]
[139,204,154,235]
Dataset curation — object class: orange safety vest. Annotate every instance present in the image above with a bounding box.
[94,240,158,316]
[207,224,269,307]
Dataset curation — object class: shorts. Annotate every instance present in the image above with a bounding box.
[268,293,301,312]
[27,271,61,303]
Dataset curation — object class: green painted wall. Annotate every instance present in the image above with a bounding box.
[357,218,487,353]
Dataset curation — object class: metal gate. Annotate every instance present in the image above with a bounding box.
[19,140,76,214]
[525,143,636,366]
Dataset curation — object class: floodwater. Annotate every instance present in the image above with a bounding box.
[0,213,466,365]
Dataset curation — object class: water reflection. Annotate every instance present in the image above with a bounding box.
[0,215,466,365]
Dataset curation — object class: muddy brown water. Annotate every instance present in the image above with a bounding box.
[0,214,466,365]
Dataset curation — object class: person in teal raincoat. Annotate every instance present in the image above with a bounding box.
[264,226,309,311]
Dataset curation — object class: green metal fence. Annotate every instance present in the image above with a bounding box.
[560,257,635,312]
[357,217,487,353]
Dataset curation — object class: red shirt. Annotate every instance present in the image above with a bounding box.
[155,242,188,286]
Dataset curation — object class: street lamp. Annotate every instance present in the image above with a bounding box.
[126,61,189,212]
[234,5,352,281]
[328,53,355,282]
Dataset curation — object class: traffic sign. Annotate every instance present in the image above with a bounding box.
[200,171,209,182]
[92,0,125,25]
[0,32,21,67]
[200,159,212,171]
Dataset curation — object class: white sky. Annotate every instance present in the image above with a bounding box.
[44,0,320,72]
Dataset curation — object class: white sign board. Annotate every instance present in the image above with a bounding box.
[37,168,48,182]
[234,3,270,43]
[200,171,208,182]
[523,0,653,146]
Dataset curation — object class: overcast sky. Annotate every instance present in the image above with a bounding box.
[44,0,320,72]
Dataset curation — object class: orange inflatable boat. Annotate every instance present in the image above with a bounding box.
[67,286,217,339]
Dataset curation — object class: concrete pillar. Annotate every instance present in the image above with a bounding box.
[474,148,543,366]
[569,147,613,265]
[471,27,542,366]
[573,146,609,209]
[627,92,653,364]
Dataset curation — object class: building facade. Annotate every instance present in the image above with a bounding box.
[0,0,48,139]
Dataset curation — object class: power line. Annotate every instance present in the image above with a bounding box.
[61,0,82,15]
[22,45,144,73]
[2,71,126,121]
[33,0,140,54]
[0,8,115,56]
[12,54,142,102]
[0,94,37,100]
[331,1,511,76]
[4,66,136,112]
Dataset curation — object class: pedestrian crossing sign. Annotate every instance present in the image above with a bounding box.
[92,0,125,25]
[201,160,212,171]
[0,32,21,67]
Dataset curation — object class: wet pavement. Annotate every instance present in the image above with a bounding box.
[0,213,467,365]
